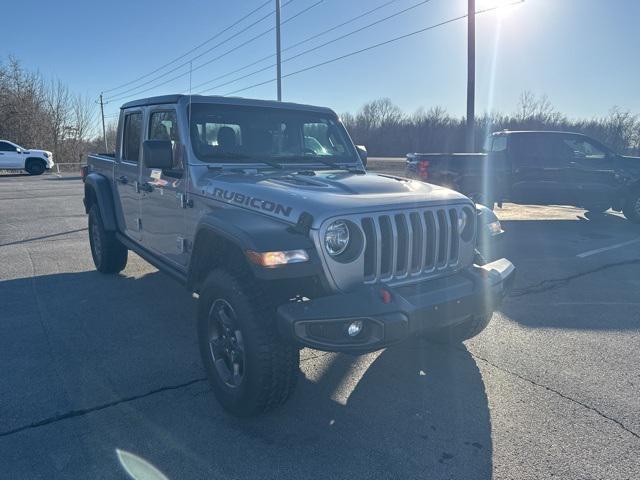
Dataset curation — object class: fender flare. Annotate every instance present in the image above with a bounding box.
[84,173,118,231]
[187,209,320,288]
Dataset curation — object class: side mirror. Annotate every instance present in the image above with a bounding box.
[356,145,368,167]
[143,140,173,169]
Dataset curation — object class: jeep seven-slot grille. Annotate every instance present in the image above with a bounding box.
[361,208,460,284]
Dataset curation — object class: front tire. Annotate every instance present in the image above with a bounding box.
[25,159,46,175]
[623,190,640,223]
[88,204,128,273]
[197,269,299,417]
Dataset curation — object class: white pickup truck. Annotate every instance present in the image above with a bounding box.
[0,140,54,175]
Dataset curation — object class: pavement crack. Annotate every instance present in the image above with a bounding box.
[510,258,640,298]
[301,351,331,363]
[0,378,207,439]
[467,349,640,441]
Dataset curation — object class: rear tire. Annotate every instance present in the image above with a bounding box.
[623,190,640,223]
[197,269,299,417]
[88,204,128,273]
[422,314,492,344]
[25,159,46,175]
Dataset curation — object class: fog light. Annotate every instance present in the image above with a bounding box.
[347,320,364,337]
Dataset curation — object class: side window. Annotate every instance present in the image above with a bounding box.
[123,112,142,162]
[562,137,606,159]
[490,136,507,153]
[0,141,17,152]
[149,111,179,142]
[303,121,346,155]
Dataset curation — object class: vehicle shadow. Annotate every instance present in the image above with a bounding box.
[492,213,640,331]
[0,269,493,479]
[240,341,493,479]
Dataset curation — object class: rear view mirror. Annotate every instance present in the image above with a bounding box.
[356,145,368,167]
[143,140,173,169]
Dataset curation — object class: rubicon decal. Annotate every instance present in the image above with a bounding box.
[213,188,293,217]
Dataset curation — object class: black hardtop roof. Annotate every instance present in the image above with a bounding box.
[493,130,587,136]
[120,94,336,115]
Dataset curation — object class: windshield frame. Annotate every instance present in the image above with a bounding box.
[185,103,362,170]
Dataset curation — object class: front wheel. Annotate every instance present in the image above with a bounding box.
[623,190,640,223]
[25,159,46,175]
[197,269,299,417]
[421,314,492,344]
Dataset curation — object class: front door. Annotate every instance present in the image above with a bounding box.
[139,109,188,268]
[115,111,143,241]
[560,134,619,207]
[0,141,22,169]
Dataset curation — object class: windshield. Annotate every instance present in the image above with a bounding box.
[188,103,358,166]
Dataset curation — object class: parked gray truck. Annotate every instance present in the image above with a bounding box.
[82,95,514,416]
[406,130,640,221]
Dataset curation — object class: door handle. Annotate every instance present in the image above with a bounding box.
[117,175,128,184]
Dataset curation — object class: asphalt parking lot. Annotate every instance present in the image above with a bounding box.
[1,166,640,479]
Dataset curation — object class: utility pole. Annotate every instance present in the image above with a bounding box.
[99,93,108,152]
[275,0,282,101]
[466,0,476,152]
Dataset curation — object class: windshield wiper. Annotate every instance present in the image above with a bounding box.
[301,155,365,174]
[201,152,284,170]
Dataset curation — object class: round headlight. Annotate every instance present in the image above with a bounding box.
[325,220,350,256]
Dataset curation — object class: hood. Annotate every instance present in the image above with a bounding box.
[24,149,52,156]
[195,169,472,228]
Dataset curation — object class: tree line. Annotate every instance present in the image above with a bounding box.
[341,95,640,157]
[0,57,98,166]
[2,57,639,164]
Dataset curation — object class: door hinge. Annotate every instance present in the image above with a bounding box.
[177,236,189,253]
[177,193,193,208]
[136,218,142,230]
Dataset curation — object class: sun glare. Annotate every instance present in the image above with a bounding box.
[478,0,522,19]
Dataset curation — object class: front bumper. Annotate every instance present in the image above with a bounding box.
[277,258,515,354]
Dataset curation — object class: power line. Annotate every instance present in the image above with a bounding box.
[102,0,272,94]
[198,0,433,94]
[189,0,402,92]
[223,2,523,96]
[104,1,290,102]
[105,0,320,103]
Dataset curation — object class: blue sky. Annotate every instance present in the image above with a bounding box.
[2,0,639,122]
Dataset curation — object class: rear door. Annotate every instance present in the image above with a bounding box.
[509,133,573,205]
[139,108,189,268]
[115,111,143,241]
[0,141,23,169]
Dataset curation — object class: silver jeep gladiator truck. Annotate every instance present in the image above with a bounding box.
[82,95,514,416]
